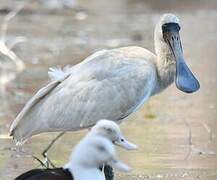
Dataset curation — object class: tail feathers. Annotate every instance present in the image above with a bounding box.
[10,125,32,145]
[10,128,26,145]
[48,66,71,81]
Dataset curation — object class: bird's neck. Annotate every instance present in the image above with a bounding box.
[152,34,176,95]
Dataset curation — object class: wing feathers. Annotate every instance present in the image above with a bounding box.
[9,71,70,135]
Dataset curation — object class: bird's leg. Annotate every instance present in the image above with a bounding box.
[32,155,47,168]
[42,152,56,168]
[104,165,114,180]
[42,131,66,168]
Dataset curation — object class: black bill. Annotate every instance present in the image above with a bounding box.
[162,23,200,93]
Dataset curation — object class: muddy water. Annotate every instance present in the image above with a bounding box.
[0,0,217,179]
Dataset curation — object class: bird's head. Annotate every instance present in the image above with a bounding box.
[90,119,137,150]
[155,13,200,93]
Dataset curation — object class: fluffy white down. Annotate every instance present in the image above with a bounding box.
[64,135,129,180]
[90,120,121,136]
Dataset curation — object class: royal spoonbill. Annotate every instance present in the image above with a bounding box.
[10,13,200,143]
[15,134,130,180]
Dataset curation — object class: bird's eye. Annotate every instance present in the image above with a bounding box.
[121,138,124,142]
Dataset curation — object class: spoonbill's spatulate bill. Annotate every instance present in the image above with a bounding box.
[162,22,200,93]
[10,13,200,143]
[15,133,130,180]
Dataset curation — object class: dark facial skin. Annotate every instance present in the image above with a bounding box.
[162,23,200,93]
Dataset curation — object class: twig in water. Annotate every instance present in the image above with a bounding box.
[202,122,213,143]
[0,2,27,75]
[184,119,193,161]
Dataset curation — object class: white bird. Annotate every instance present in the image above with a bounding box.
[15,134,130,180]
[88,119,137,150]
[10,13,200,143]
[40,119,136,170]
[67,136,130,180]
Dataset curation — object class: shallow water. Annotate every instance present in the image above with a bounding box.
[0,0,217,179]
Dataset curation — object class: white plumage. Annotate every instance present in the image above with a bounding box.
[10,14,199,143]
[65,136,130,180]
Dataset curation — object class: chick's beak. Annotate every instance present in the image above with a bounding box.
[114,136,137,150]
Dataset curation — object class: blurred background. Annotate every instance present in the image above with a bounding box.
[0,0,217,179]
